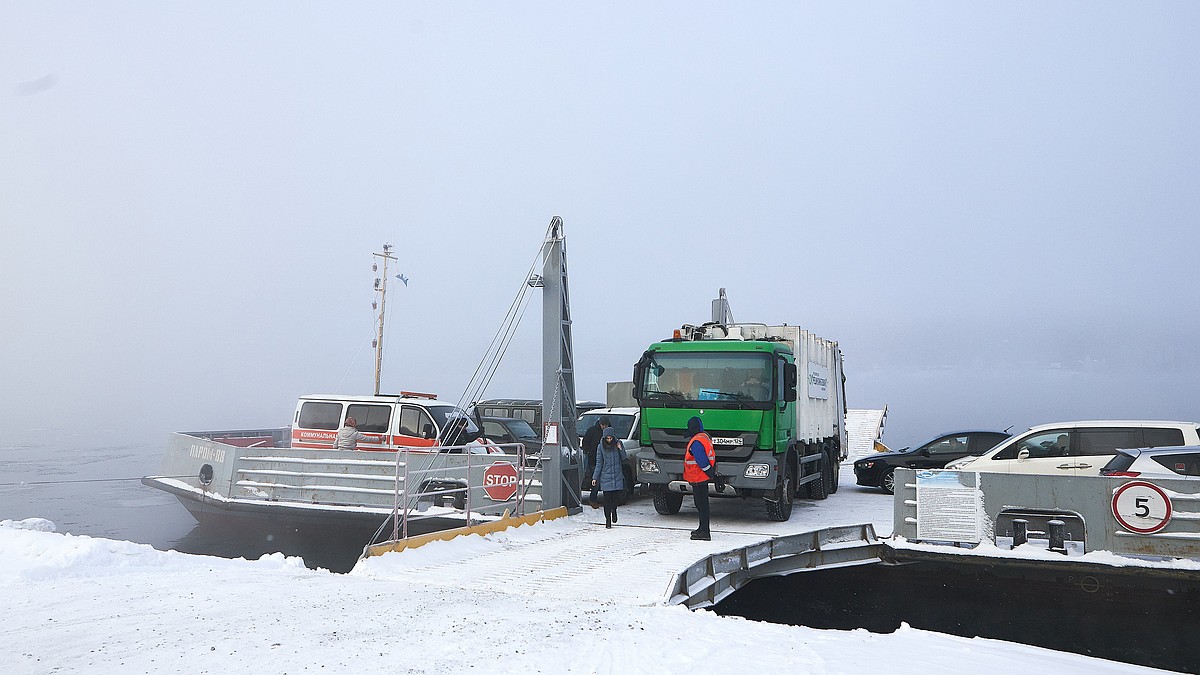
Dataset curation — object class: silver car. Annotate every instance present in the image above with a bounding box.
[1100,445,1200,478]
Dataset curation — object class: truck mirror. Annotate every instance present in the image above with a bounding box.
[783,363,798,402]
[632,352,653,402]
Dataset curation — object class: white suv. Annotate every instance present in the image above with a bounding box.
[576,407,642,497]
[949,420,1200,476]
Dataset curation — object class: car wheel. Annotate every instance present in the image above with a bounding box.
[881,469,896,494]
[418,479,467,510]
[651,485,683,515]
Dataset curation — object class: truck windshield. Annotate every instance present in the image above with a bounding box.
[636,352,774,405]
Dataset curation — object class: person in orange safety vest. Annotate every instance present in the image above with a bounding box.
[684,416,715,540]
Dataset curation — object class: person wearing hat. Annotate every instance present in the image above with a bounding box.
[683,415,716,540]
[591,425,628,528]
[334,416,372,450]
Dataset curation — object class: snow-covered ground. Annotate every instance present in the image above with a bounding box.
[0,468,1172,674]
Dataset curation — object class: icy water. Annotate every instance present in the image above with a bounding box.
[716,560,1200,673]
[0,438,374,572]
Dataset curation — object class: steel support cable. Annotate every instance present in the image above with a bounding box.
[478,227,553,390]
[0,475,195,487]
[473,289,534,405]
[478,274,539,407]
[366,226,552,546]
[450,231,548,414]
[333,332,373,393]
[460,265,535,406]
[455,288,528,412]
[453,283,525,409]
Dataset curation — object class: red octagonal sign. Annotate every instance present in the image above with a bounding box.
[483,461,519,501]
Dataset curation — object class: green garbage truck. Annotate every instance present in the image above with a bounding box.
[632,319,847,521]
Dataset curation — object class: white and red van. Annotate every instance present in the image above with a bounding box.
[290,392,477,451]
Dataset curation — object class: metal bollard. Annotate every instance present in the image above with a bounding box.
[1048,519,1068,555]
[1012,518,1028,548]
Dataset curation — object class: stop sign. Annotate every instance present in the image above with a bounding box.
[482,461,519,501]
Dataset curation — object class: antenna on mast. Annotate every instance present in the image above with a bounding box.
[372,244,397,396]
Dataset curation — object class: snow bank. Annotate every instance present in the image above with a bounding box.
[0,519,1167,673]
[0,518,311,584]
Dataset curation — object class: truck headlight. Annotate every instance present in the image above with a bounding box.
[744,463,770,478]
[638,458,660,474]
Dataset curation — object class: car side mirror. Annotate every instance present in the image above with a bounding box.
[918,448,930,457]
[1017,448,1030,460]
[422,424,435,439]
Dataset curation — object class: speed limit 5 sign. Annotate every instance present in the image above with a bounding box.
[1111,480,1173,534]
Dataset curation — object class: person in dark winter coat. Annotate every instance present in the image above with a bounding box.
[683,416,715,540]
[581,417,610,488]
[591,426,627,528]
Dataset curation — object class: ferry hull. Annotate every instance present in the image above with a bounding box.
[143,429,541,543]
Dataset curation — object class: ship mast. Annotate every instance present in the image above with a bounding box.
[372,244,397,396]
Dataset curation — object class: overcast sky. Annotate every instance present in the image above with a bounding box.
[3,3,1198,447]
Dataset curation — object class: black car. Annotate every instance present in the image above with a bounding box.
[480,416,544,466]
[853,430,1011,494]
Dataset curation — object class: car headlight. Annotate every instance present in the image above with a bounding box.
[638,458,660,474]
[859,460,875,469]
[744,463,770,478]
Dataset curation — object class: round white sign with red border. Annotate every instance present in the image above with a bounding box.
[1111,480,1173,534]
[483,461,519,501]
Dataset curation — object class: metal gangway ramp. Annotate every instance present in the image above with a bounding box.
[355,516,882,609]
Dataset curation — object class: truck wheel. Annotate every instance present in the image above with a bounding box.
[829,451,841,494]
[764,471,794,521]
[809,454,829,501]
[823,450,838,496]
[795,469,813,499]
[651,485,683,515]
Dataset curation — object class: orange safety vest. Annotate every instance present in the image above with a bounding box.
[683,432,716,484]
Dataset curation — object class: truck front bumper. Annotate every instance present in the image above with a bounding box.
[637,454,779,498]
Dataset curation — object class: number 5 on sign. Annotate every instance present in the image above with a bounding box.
[1111,481,1173,534]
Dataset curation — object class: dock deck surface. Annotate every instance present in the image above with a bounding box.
[354,465,896,605]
